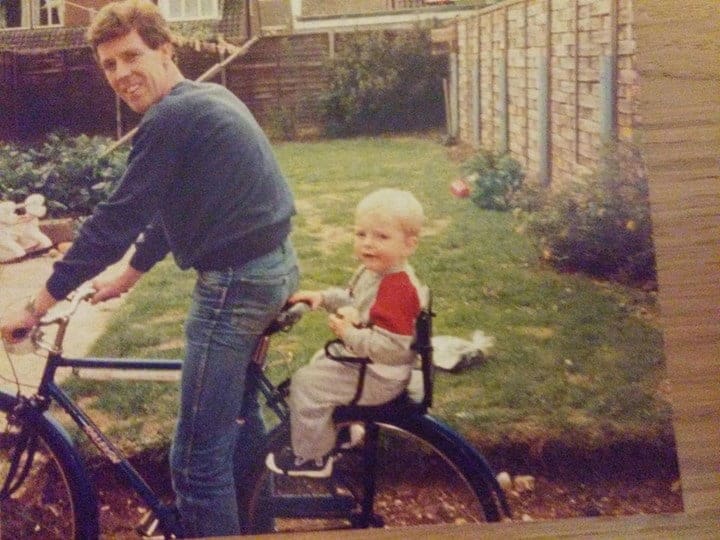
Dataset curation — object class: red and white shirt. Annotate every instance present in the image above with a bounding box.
[321,264,427,381]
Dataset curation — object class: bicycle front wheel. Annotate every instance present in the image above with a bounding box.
[241,415,506,533]
[0,395,99,539]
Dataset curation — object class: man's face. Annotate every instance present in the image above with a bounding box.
[97,29,175,114]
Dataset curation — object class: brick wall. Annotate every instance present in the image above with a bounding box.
[453,0,638,186]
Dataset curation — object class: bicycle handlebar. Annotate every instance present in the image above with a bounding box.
[266,301,310,334]
[4,283,96,352]
[7,286,309,354]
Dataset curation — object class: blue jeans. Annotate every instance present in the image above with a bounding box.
[170,239,298,537]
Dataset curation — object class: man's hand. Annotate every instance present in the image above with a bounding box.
[91,265,143,304]
[1,288,55,344]
[288,290,323,310]
[1,306,38,344]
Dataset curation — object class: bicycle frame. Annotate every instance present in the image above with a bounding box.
[34,348,184,534]
[3,293,509,535]
[5,292,337,535]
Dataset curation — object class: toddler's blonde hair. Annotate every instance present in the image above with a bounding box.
[355,189,425,237]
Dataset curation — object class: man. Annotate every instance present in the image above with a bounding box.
[0,0,298,536]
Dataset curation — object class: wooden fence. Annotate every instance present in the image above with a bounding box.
[445,0,637,186]
[0,30,416,142]
[303,1,430,16]
[0,32,355,142]
[173,32,377,139]
[0,47,117,140]
[226,33,331,134]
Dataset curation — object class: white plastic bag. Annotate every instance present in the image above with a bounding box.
[432,330,495,372]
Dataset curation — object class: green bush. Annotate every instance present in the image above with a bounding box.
[321,28,446,136]
[521,141,656,284]
[462,149,525,211]
[266,105,298,142]
[0,132,126,217]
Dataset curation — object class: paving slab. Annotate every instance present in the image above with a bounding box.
[0,252,140,392]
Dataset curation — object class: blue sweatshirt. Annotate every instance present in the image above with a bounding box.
[47,80,295,299]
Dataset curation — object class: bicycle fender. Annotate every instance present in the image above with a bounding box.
[33,408,101,528]
[0,391,17,411]
[417,414,512,519]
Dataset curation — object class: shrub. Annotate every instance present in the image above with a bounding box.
[0,132,126,217]
[321,27,446,136]
[462,149,525,211]
[266,105,298,142]
[521,141,656,284]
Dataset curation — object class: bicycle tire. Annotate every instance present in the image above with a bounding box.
[0,392,99,540]
[240,414,506,533]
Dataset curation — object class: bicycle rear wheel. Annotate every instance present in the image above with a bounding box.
[0,395,99,539]
[241,415,506,534]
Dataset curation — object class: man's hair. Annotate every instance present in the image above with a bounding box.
[86,0,174,54]
[356,188,425,237]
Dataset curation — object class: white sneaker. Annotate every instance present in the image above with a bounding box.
[265,447,334,478]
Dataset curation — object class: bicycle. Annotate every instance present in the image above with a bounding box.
[0,284,510,538]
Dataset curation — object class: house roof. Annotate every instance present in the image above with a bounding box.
[0,0,252,53]
[0,27,88,52]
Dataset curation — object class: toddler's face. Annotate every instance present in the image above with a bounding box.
[353,212,417,274]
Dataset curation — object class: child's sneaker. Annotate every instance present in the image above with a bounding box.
[265,447,334,478]
[337,423,366,449]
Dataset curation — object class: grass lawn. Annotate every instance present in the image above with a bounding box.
[63,134,674,458]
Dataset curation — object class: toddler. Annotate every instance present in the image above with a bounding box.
[266,188,427,477]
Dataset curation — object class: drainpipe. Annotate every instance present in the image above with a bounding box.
[289,0,302,26]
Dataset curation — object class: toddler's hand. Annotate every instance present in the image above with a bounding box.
[329,306,360,339]
[328,313,352,339]
[336,306,360,326]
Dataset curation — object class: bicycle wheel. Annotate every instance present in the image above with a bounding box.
[0,395,99,539]
[241,414,506,533]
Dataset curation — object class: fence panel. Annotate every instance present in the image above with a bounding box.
[455,0,637,186]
